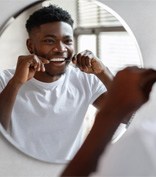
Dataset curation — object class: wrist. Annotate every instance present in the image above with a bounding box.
[96,66,113,78]
[97,101,130,125]
[95,67,113,89]
[9,77,23,89]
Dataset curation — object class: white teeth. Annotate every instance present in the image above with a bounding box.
[50,58,65,62]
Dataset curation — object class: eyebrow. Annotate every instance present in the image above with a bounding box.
[44,34,73,39]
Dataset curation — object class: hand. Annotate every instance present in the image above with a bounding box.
[12,54,49,85]
[72,50,106,75]
[104,67,156,118]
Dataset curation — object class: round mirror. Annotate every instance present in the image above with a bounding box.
[0,0,143,163]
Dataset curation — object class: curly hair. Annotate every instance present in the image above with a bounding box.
[25,4,74,33]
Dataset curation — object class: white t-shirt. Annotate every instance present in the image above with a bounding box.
[0,65,106,163]
[90,85,156,177]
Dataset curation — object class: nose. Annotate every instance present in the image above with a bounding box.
[52,41,67,52]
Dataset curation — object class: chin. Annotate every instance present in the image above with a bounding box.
[46,65,69,77]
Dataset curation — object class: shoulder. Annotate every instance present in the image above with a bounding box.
[0,69,15,76]
[0,69,15,85]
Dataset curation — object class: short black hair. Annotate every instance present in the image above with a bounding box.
[25,4,74,33]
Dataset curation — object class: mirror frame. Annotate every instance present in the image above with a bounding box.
[0,0,143,163]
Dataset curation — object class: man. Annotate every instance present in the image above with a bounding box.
[61,66,156,176]
[0,5,113,162]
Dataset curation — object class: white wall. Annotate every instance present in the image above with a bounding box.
[0,0,155,176]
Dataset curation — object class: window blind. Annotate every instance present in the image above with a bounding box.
[76,0,143,75]
[77,0,122,27]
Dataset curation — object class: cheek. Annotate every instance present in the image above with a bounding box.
[68,46,74,57]
[34,46,51,57]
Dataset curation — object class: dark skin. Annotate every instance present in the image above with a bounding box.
[0,21,113,130]
[61,67,156,177]
[27,22,74,83]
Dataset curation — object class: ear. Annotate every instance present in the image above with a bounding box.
[26,38,34,54]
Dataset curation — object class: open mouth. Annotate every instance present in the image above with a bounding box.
[50,58,65,62]
[50,58,71,62]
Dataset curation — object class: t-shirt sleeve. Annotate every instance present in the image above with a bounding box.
[0,70,6,93]
[0,69,14,93]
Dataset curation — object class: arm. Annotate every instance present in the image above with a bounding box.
[72,50,131,123]
[0,55,48,129]
[0,77,22,129]
[61,67,156,177]
[72,50,113,90]
[93,93,134,124]
[61,104,124,177]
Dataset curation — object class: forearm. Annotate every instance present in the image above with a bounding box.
[0,78,21,129]
[61,106,123,177]
[96,66,113,89]
[61,67,156,176]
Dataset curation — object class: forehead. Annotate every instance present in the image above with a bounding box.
[30,21,73,38]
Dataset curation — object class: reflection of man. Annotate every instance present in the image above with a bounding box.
[61,66,156,176]
[0,5,113,162]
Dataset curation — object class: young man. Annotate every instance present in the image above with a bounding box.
[0,5,113,162]
[61,66,156,176]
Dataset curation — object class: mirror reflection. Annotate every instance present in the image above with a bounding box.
[0,0,143,163]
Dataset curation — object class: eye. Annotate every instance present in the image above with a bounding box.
[64,39,73,45]
[42,39,55,44]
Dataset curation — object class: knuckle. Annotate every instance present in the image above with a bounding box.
[18,55,24,61]
[77,53,82,58]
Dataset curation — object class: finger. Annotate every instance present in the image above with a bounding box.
[37,56,50,65]
[135,69,156,102]
[27,55,39,69]
[36,56,48,72]
[34,55,39,62]
[81,55,88,69]
[76,50,90,69]
[41,63,45,72]
[31,55,43,71]
[124,66,141,71]
[33,55,50,71]
[85,54,93,67]
[76,53,83,69]
[72,54,77,65]
[72,50,92,70]
[141,80,156,101]
[141,69,156,86]
[141,70,156,96]
[84,50,96,68]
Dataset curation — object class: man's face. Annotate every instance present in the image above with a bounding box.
[27,21,74,77]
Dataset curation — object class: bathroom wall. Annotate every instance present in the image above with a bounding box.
[0,0,155,176]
